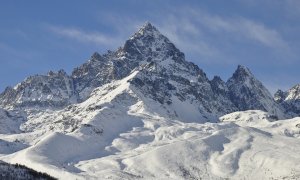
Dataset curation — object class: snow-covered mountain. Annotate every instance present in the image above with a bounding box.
[0,22,299,179]
[275,84,300,116]
[0,22,284,120]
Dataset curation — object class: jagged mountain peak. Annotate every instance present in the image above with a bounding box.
[275,84,300,102]
[236,64,251,72]
[126,22,166,51]
[142,22,155,29]
[274,89,287,102]
[274,84,300,101]
[47,69,68,77]
[288,84,300,100]
[70,22,187,102]
[131,22,161,39]
[231,65,253,80]
[211,76,224,83]
[122,22,185,68]
[226,65,284,118]
[227,65,257,89]
[275,84,300,116]
[90,52,103,60]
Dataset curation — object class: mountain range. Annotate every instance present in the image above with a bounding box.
[0,22,300,179]
[1,23,297,121]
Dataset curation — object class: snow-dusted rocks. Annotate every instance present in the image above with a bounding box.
[275,84,300,116]
[227,65,284,118]
[0,23,288,119]
[0,70,76,109]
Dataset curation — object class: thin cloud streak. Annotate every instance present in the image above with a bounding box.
[192,10,289,49]
[144,7,290,64]
[153,14,222,62]
[46,6,291,65]
[47,25,122,48]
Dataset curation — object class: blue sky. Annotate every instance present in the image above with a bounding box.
[0,0,300,93]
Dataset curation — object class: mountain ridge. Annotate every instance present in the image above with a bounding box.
[275,84,300,116]
[0,22,292,120]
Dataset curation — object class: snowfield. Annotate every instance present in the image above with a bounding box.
[1,107,300,179]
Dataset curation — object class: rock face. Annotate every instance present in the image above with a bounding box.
[0,70,76,109]
[226,65,284,118]
[275,84,300,116]
[71,22,182,101]
[0,22,288,120]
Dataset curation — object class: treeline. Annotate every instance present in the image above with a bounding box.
[0,161,56,180]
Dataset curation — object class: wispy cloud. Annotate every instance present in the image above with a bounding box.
[46,6,291,65]
[96,15,145,35]
[241,20,284,48]
[92,11,221,61]
[47,25,122,48]
[236,0,300,18]
[200,14,288,49]
[158,20,220,59]
[148,7,291,65]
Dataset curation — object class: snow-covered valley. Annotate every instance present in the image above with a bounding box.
[1,108,300,179]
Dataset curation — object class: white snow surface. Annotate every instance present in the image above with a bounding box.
[1,72,300,179]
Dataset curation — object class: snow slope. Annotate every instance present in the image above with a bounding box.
[1,100,300,179]
[0,70,299,180]
[0,108,24,134]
